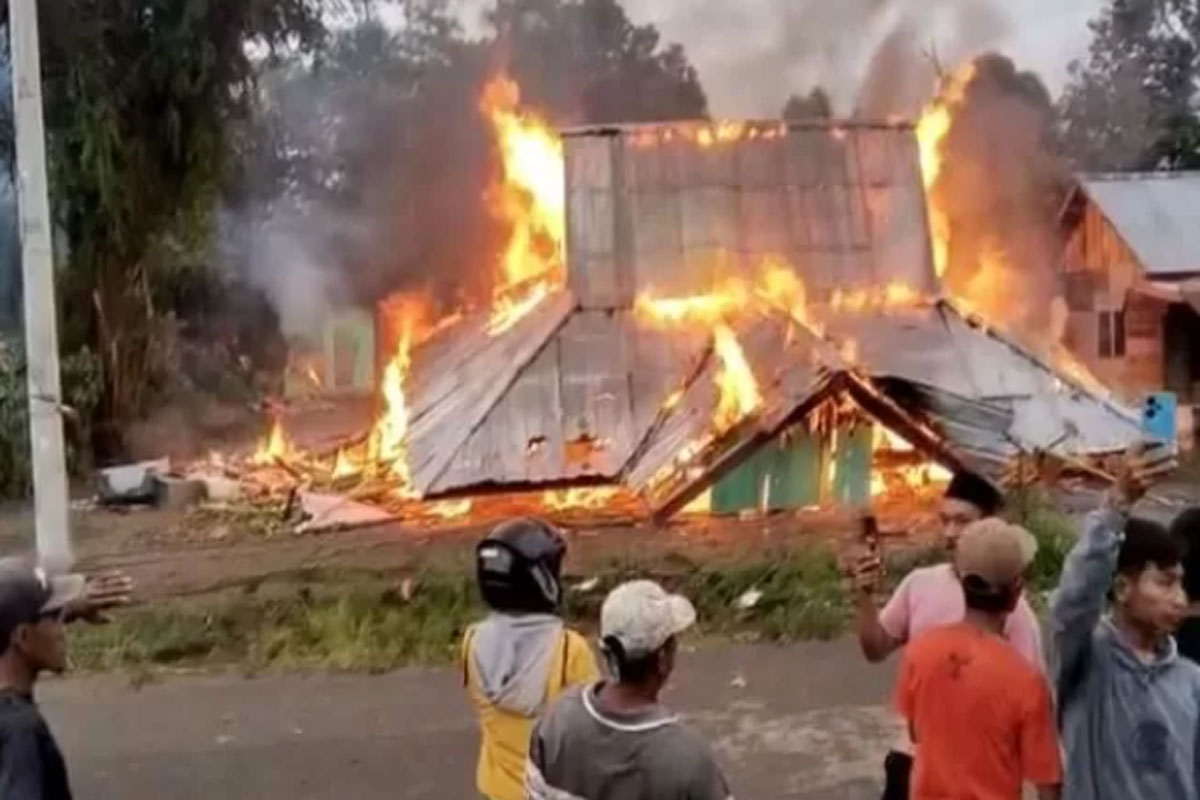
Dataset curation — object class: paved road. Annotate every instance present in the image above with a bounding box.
[42,639,896,800]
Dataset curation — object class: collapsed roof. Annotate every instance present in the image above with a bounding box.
[398,121,1142,516]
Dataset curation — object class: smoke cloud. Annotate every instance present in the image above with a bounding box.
[629,0,1011,118]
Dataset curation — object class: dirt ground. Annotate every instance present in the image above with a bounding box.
[0,493,948,602]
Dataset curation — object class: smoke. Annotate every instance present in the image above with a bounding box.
[638,0,1011,118]
[220,22,501,341]
[929,53,1070,338]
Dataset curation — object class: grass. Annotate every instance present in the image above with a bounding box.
[68,493,1083,678]
[68,546,854,676]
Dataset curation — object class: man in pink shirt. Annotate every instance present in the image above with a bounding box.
[854,470,1044,800]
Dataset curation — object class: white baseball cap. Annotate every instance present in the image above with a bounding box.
[600,580,697,658]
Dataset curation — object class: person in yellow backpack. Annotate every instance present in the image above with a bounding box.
[463,518,598,800]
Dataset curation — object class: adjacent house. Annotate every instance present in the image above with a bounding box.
[1059,172,1200,403]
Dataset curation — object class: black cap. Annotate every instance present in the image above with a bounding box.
[0,559,85,648]
[945,471,1004,516]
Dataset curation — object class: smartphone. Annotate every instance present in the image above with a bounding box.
[860,514,880,557]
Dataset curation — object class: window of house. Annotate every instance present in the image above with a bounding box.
[1098,309,1126,359]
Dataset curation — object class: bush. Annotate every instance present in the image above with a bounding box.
[0,338,103,499]
[1007,487,1075,592]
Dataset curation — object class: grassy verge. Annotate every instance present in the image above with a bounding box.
[68,544,854,677]
[67,494,1080,678]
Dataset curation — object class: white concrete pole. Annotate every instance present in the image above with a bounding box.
[9,0,71,568]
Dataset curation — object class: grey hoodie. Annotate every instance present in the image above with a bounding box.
[470,613,565,716]
[1050,508,1200,800]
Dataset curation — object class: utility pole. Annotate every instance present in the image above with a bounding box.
[9,1,71,568]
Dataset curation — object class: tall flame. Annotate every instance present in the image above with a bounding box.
[916,63,976,281]
[712,322,763,431]
[372,295,431,496]
[481,75,565,334]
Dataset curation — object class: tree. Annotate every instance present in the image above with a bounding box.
[782,89,832,122]
[489,0,708,124]
[16,1,326,449]
[1060,0,1200,170]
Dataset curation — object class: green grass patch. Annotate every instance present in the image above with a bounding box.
[68,546,854,676]
[1007,487,1076,593]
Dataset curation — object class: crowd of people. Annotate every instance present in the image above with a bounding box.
[463,447,1200,800]
[3,448,1200,799]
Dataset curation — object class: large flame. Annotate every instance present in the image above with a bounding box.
[481,75,565,334]
[371,295,432,496]
[635,277,764,433]
[916,63,976,281]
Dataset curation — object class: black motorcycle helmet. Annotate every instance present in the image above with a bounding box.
[476,517,567,614]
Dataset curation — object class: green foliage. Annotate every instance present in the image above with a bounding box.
[1007,487,1076,592]
[14,0,326,443]
[1061,0,1200,170]
[69,546,853,674]
[0,338,102,499]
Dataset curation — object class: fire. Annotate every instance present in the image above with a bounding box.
[543,487,620,512]
[251,419,292,466]
[635,279,750,325]
[331,448,361,479]
[829,283,923,314]
[427,499,473,520]
[916,63,976,281]
[870,424,952,497]
[371,296,430,495]
[712,323,762,431]
[488,280,553,336]
[481,75,565,334]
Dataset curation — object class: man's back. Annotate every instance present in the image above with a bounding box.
[896,623,1060,800]
[527,684,731,800]
[0,690,72,800]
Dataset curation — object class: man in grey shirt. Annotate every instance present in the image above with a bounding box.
[1050,449,1200,799]
[525,580,733,800]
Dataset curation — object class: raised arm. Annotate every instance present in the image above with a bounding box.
[1048,508,1124,690]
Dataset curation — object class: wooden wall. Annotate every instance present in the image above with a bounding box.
[1061,197,1166,398]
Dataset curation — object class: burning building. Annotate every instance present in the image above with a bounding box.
[243,75,1145,524]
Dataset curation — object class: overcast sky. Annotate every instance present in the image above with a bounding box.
[447,0,1107,117]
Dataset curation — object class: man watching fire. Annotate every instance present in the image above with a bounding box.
[853,470,1043,800]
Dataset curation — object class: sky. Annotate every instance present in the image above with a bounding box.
[447,0,1108,117]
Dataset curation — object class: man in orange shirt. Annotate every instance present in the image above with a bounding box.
[895,518,1062,800]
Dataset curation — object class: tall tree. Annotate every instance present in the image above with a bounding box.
[1060,0,1200,170]
[782,88,832,121]
[489,0,708,124]
[16,1,325,448]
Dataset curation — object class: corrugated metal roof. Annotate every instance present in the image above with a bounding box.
[563,121,935,310]
[402,291,1142,504]
[1080,173,1200,276]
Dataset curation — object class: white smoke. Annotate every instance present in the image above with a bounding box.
[618,0,1016,118]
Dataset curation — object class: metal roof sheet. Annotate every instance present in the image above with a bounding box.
[1080,173,1200,276]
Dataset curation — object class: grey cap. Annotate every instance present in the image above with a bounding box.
[600,580,696,658]
[0,558,85,646]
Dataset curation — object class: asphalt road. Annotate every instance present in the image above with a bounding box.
[41,639,896,800]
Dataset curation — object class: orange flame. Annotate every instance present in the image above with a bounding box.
[251,419,292,466]
[371,296,431,497]
[916,63,976,281]
[331,448,361,479]
[543,487,620,512]
[712,322,763,431]
[870,424,953,497]
[481,75,565,335]
[427,499,474,520]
